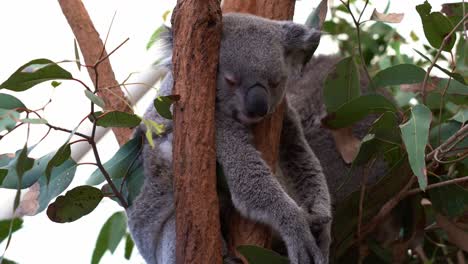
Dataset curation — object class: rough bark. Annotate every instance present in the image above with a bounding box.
[222,0,295,258]
[58,0,133,145]
[171,1,223,264]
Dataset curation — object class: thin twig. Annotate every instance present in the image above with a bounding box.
[46,123,90,140]
[340,0,374,90]
[95,38,130,67]
[357,157,375,264]
[406,175,468,196]
[427,124,468,161]
[421,13,468,103]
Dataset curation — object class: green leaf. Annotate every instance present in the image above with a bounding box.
[441,2,468,32]
[0,93,25,110]
[322,94,397,129]
[47,185,103,223]
[0,59,72,92]
[84,90,106,109]
[237,245,289,264]
[124,233,134,260]
[429,121,468,150]
[146,25,165,50]
[0,109,20,132]
[154,95,180,120]
[416,1,456,52]
[413,49,466,85]
[142,119,165,149]
[451,107,468,123]
[45,143,72,181]
[324,56,360,112]
[74,39,81,71]
[0,258,18,264]
[1,151,52,189]
[51,81,62,88]
[19,118,48,124]
[333,157,411,258]
[87,137,142,185]
[91,212,127,264]
[400,104,432,190]
[429,177,468,218]
[35,159,77,214]
[95,111,141,128]
[372,64,426,87]
[0,219,22,244]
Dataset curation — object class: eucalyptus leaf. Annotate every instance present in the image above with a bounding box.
[429,177,468,218]
[324,56,360,112]
[95,111,141,128]
[0,109,20,132]
[400,104,432,190]
[147,25,165,50]
[20,118,48,125]
[124,233,134,260]
[0,59,72,92]
[45,143,72,181]
[416,1,456,52]
[87,137,142,185]
[47,185,103,223]
[0,218,23,244]
[91,212,127,264]
[451,108,468,123]
[322,94,397,129]
[154,95,180,120]
[74,39,81,71]
[84,90,106,109]
[2,152,53,189]
[413,49,466,85]
[0,93,25,110]
[36,159,77,214]
[372,64,426,88]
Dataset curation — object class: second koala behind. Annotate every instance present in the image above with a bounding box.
[127,13,332,264]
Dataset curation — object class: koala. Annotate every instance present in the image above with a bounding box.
[126,13,332,264]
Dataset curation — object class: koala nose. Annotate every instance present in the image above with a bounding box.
[246,85,269,117]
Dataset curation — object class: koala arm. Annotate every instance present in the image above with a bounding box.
[279,102,332,261]
[215,112,324,264]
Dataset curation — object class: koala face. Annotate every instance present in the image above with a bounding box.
[216,14,321,125]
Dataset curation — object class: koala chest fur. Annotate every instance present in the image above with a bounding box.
[127,13,332,264]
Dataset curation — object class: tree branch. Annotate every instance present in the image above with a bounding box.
[57,0,134,145]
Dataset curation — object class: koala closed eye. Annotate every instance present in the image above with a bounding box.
[224,72,239,87]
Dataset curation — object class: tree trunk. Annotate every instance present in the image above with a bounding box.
[58,0,133,145]
[171,1,223,264]
[222,0,295,259]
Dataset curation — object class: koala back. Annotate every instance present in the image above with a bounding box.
[287,56,387,203]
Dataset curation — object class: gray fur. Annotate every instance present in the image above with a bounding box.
[127,13,330,264]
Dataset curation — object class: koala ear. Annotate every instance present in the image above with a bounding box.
[281,23,321,66]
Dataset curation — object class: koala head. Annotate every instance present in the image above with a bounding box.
[216,13,321,124]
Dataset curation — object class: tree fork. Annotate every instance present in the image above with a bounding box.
[171,1,223,264]
[222,0,295,258]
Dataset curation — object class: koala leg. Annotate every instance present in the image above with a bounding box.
[127,138,176,264]
[216,112,324,264]
[279,102,332,263]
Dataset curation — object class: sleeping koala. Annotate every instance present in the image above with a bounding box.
[126,13,331,264]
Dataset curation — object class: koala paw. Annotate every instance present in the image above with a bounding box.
[308,214,332,263]
[283,213,326,264]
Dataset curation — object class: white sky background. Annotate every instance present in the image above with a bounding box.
[0,0,456,263]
